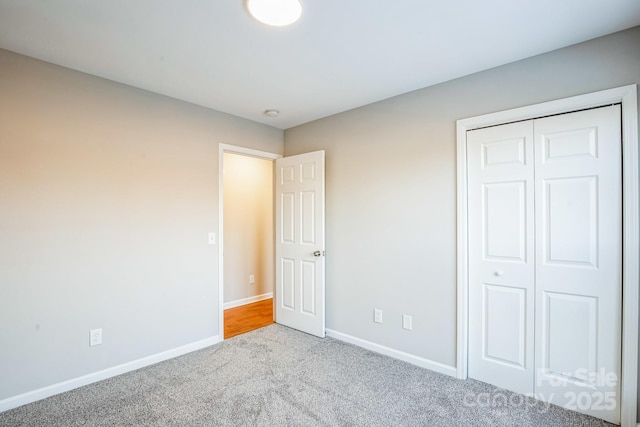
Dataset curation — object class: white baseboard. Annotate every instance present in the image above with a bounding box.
[326,329,457,378]
[223,292,273,309]
[0,335,222,413]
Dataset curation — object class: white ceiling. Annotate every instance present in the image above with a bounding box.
[1,0,639,129]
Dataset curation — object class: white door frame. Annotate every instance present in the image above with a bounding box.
[456,85,638,426]
[218,143,281,339]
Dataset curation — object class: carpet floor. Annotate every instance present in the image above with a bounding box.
[0,324,614,426]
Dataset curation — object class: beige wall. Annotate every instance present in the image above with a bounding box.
[0,49,283,401]
[284,26,640,372]
[223,153,274,304]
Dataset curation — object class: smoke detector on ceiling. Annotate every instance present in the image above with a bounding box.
[264,109,280,118]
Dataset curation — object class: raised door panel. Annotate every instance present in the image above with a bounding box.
[543,177,598,267]
[483,284,526,368]
[301,260,316,315]
[280,258,295,310]
[483,181,527,262]
[542,292,598,385]
[301,191,316,245]
[280,192,295,244]
[482,137,526,167]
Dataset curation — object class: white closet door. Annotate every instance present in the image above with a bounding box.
[467,105,622,423]
[467,121,535,394]
[533,105,621,424]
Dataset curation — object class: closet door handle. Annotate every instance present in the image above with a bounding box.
[494,271,504,277]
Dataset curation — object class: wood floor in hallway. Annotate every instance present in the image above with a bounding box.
[224,298,274,339]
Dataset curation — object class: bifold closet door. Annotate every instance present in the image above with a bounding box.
[467,120,536,395]
[467,105,622,424]
[533,105,621,423]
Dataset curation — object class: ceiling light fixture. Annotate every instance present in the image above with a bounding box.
[264,109,280,118]
[246,0,302,27]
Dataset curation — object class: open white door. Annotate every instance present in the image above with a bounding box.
[275,150,325,337]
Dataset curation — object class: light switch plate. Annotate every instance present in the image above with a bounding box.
[402,315,412,330]
[208,232,216,245]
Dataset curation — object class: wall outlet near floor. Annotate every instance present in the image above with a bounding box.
[90,328,102,346]
[249,275,255,284]
[374,309,383,323]
[402,315,413,330]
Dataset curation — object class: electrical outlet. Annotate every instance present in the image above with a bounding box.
[249,275,255,284]
[374,309,383,323]
[90,328,102,346]
[402,315,413,330]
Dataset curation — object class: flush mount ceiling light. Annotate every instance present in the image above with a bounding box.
[264,109,280,118]
[246,0,302,26]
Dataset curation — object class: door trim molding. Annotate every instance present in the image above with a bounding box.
[455,85,638,426]
[218,144,281,340]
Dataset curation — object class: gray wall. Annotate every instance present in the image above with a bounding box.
[284,24,640,401]
[0,49,282,401]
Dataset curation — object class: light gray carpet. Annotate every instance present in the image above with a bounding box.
[1,324,613,426]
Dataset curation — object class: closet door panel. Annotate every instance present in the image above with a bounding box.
[467,121,535,395]
[534,105,621,424]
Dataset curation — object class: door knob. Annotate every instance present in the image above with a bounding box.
[313,250,323,257]
[494,271,504,277]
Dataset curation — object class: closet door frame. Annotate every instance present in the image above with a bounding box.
[456,84,638,426]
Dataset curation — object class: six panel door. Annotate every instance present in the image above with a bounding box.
[275,151,326,338]
[467,105,622,424]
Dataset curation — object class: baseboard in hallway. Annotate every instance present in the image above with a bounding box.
[224,298,274,339]
[223,292,273,310]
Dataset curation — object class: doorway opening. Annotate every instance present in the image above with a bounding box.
[219,144,281,339]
